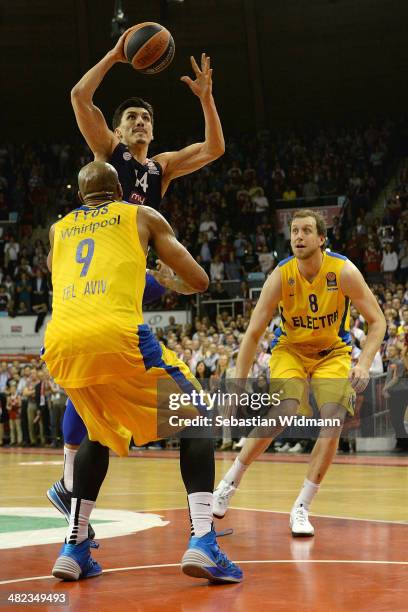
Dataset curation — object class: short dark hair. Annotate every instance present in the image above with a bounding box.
[112,97,154,130]
[290,209,327,250]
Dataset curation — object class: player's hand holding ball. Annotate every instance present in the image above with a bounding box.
[110,27,134,63]
[111,22,175,74]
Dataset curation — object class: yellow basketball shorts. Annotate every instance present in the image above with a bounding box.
[65,342,204,457]
[269,343,355,416]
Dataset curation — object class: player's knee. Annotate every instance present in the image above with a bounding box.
[279,399,299,416]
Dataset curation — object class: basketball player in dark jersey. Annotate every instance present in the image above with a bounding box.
[71,29,224,208]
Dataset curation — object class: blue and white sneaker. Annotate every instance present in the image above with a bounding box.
[181,529,243,583]
[52,538,102,581]
[47,480,95,540]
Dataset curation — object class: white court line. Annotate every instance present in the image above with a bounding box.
[224,487,408,493]
[1,503,405,525]
[1,558,408,586]
[231,506,408,525]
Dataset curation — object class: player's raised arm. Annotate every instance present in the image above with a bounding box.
[139,207,209,294]
[70,30,132,159]
[235,267,282,379]
[340,261,386,392]
[154,54,225,192]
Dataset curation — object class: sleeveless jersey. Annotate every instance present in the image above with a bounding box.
[110,143,163,209]
[42,201,147,387]
[272,251,351,354]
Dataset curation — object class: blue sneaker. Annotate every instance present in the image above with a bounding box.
[52,539,102,581]
[181,530,243,583]
[47,480,96,540]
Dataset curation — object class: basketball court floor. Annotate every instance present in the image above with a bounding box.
[0,448,407,611]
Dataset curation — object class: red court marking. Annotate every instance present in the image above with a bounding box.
[0,509,406,611]
[1,447,408,468]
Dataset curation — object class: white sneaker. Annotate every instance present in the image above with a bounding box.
[288,442,303,454]
[213,480,237,518]
[276,442,291,453]
[290,505,315,537]
[233,437,246,450]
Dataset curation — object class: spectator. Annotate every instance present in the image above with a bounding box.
[346,230,363,270]
[34,369,50,446]
[258,245,275,275]
[210,254,225,281]
[211,354,231,451]
[211,281,229,301]
[233,232,247,262]
[364,241,382,279]
[6,381,22,446]
[282,184,297,202]
[242,244,259,274]
[199,212,217,240]
[194,360,211,391]
[252,187,269,225]
[225,251,242,281]
[0,285,11,313]
[4,236,19,275]
[203,343,219,373]
[15,272,32,312]
[303,176,320,203]
[382,345,408,451]
[398,239,408,282]
[31,269,49,331]
[24,369,40,446]
[48,378,67,448]
[382,244,399,283]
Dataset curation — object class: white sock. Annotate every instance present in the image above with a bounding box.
[292,478,320,512]
[63,447,77,493]
[66,498,94,545]
[223,457,247,488]
[188,492,213,537]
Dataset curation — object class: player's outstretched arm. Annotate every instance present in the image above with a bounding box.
[154,54,225,192]
[340,262,386,392]
[235,268,282,379]
[140,207,209,294]
[70,30,132,159]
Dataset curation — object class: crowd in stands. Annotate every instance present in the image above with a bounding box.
[0,121,407,449]
[0,120,401,315]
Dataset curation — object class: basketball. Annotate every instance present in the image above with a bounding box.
[124,22,175,75]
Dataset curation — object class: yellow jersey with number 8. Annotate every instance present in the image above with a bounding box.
[271,251,351,354]
[42,201,146,387]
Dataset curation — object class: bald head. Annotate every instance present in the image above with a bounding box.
[78,161,121,202]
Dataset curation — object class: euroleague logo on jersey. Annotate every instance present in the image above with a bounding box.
[146,159,160,175]
[123,151,132,161]
[326,272,338,290]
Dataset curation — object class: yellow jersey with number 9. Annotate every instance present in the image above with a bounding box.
[271,251,351,354]
[42,201,146,387]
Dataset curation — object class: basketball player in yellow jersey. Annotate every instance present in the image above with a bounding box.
[43,161,242,584]
[213,209,386,536]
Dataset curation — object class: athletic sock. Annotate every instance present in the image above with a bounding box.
[292,478,320,512]
[223,457,247,488]
[63,446,77,492]
[66,498,94,545]
[188,492,213,537]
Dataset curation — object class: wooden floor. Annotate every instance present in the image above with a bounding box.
[0,448,407,611]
